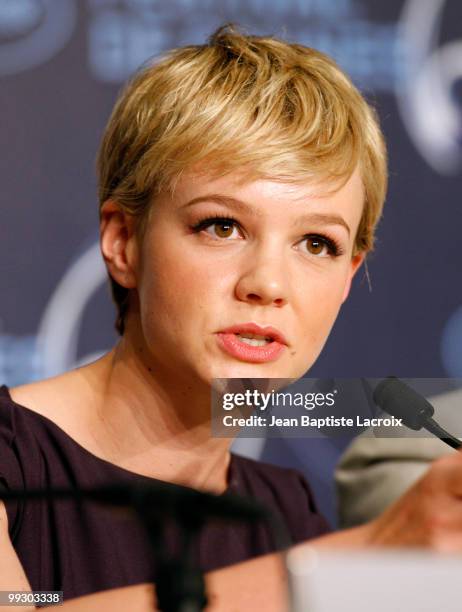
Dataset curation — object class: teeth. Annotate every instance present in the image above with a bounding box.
[239,338,269,347]
[236,333,272,346]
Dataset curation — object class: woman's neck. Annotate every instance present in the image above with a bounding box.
[76,342,233,494]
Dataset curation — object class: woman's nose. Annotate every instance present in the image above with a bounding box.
[234,253,289,307]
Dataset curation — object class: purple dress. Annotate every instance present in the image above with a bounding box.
[0,385,330,601]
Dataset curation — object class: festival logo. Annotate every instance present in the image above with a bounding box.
[87,0,402,91]
[397,0,462,174]
[0,0,77,76]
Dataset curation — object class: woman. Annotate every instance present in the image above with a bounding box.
[3,23,461,612]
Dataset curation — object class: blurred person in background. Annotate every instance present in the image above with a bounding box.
[336,386,462,527]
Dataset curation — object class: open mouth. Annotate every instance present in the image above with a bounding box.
[234,333,274,347]
[216,331,285,363]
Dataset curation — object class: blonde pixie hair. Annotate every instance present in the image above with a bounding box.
[97,23,387,335]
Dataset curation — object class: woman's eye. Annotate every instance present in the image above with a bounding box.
[209,221,238,239]
[192,220,340,256]
[303,235,337,257]
[194,218,242,240]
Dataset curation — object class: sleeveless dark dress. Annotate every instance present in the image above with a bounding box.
[0,385,330,602]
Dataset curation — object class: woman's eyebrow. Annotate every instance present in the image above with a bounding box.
[293,213,351,236]
[181,194,265,217]
[181,194,350,235]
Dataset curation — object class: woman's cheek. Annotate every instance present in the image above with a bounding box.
[305,277,347,343]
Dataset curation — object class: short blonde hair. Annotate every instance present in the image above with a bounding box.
[97,23,388,335]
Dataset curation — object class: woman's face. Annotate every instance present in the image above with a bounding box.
[123,167,365,387]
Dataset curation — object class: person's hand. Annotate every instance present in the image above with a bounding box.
[365,450,462,551]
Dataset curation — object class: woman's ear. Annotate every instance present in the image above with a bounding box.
[100,201,139,289]
[342,252,366,303]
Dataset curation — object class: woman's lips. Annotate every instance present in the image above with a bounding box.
[216,332,286,363]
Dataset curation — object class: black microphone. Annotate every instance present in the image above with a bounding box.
[0,480,269,523]
[0,479,289,612]
[372,377,462,450]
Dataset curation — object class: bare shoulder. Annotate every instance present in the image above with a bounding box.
[10,370,93,421]
[10,371,83,418]
[8,353,112,433]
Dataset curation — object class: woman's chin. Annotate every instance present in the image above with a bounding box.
[205,360,299,389]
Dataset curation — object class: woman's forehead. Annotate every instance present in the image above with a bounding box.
[163,165,365,225]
